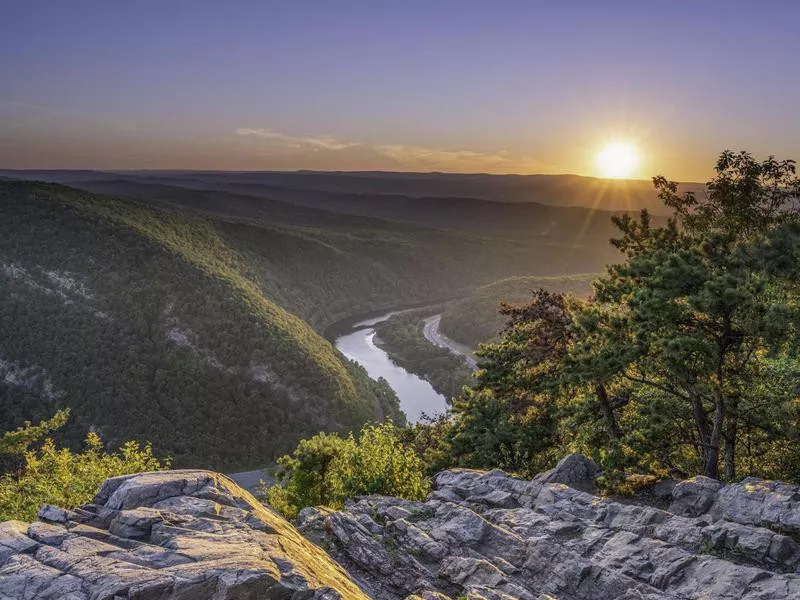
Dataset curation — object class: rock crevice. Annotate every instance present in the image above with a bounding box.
[299,454,800,599]
[4,456,800,599]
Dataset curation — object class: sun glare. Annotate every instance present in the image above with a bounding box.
[596,142,640,179]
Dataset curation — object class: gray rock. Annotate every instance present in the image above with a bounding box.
[0,470,369,599]
[532,453,600,491]
[36,504,68,524]
[709,478,800,535]
[299,455,800,599]
[6,457,800,599]
[669,475,725,517]
[439,556,507,587]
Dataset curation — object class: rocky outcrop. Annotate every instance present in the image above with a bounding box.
[0,470,367,599]
[5,456,800,599]
[298,454,800,599]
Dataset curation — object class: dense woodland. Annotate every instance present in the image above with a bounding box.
[19,176,620,329]
[265,151,800,515]
[0,181,401,468]
[3,152,798,524]
[0,175,614,470]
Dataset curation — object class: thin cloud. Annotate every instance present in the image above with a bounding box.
[235,128,357,151]
[236,127,558,173]
[375,144,516,170]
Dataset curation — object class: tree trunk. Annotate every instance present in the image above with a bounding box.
[689,391,713,474]
[595,384,623,440]
[724,416,737,482]
[705,394,726,480]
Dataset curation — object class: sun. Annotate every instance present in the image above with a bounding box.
[596,142,640,179]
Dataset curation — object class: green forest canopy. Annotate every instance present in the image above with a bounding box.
[0,181,401,469]
[0,176,614,469]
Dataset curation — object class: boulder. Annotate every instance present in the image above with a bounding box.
[299,455,800,599]
[6,457,800,599]
[668,475,725,517]
[532,453,600,492]
[0,470,368,599]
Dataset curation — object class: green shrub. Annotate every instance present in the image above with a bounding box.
[263,422,430,518]
[0,413,168,521]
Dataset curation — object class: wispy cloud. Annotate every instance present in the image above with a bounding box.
[235,128,357,151]
[374,144,516,170]
[236,127,556,173]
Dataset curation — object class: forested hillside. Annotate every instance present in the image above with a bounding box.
[439,274,597,347]
[21,176,620,329]
[0,180,400,468]
[373,309,473,400]
[0,176,621,470]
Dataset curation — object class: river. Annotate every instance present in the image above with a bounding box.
[230,308,468,489]
[332,311,449,423]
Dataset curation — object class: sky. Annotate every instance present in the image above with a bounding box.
[1,0,798,181]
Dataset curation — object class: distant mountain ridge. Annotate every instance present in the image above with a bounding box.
[0,170,677,249]
[0,169,704,214]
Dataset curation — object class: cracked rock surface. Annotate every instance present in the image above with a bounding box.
[5,456,800,599]
[297,454,800,599]
[0,470,367,599]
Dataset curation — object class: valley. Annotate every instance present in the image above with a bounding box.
[2,6,796,598]
[0,171,627,471]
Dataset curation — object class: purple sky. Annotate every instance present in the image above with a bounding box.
[1,0,798,180]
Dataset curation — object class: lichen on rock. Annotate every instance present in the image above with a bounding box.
[0,470,368,599]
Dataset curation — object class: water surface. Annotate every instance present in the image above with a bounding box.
[335,314,447,423]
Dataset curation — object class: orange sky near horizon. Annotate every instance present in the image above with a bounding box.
[2,3,798,183]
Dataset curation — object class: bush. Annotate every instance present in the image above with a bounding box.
[263,422,430,518]
[0,413,168,521]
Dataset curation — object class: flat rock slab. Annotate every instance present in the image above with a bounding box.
[0,469,367,599]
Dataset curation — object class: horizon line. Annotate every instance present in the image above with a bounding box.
[0,167,701,185]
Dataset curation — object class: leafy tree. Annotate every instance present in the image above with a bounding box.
[656,150,800,236]
[574,152,800,480]
[264,431,348,518]
[397,412,455,476]
[447,388,558,477]
[446,151,800,483]
[0,409,70,473]
[263,422,430,518]
[444,292,572,475]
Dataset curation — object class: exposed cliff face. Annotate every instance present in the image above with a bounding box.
[0,470,367,599]
[299,455,800,599]
[4,457,800,599]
